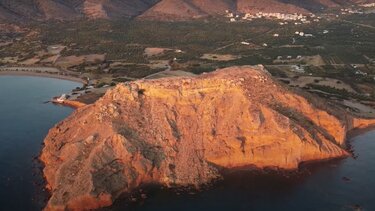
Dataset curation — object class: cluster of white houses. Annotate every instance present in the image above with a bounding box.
[360,3,375,7]
[340,8,364,15]
[294,31,314,37]
[276,55,303,60]
[225,10,321,24]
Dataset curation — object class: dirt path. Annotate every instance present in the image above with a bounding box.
[342,20,375,30]
[212,28,276,52]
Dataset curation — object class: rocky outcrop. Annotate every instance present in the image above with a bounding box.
[52,100,86,109]
[40,66,375,210]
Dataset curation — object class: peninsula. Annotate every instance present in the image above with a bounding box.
[41,66,375,210]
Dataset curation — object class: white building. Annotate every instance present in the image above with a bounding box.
[56,94,67,103]
[292,65,305,73]
[361,3,375,7]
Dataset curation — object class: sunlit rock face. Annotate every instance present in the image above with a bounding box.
[40,66,375,210]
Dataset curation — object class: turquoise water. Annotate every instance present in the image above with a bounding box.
[0,75,374,211]
[0,76,80,210]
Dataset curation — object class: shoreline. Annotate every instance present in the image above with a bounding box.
[1,70,88,109]
[51,100,87,109]
[0,71,86,84]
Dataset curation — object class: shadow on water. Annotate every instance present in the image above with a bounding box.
[107,131,375,211]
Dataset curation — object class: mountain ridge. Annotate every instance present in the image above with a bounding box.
[0,0,374,23]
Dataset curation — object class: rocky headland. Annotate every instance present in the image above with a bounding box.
[40,66,375,210]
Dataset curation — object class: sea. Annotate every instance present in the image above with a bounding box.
[0,76,80,210]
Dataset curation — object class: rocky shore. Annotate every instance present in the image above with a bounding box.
[40,66,375,210]
[51,99,87,109]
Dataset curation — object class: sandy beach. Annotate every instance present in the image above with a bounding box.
[0,70,86,84]
[0,70,89,109]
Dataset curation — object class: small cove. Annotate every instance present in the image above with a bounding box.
[0,76,80,210]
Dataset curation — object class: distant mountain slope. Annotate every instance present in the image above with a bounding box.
[190,0,236,15]
[0,0,41,20]
[0,6,21,23]
[138,0,373,20]
[0,0,78,21]
[36,0,81,20]
[81,0,159,19]
[0,0,159,22]
[139,0,209,20]
[0,0,374,23]
[237,0,310,14]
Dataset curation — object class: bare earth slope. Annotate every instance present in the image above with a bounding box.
[139,0,207,20]
[140,0,236,20]
[40,66,375,210]
[237,0,310,14]
[36,0,81,20]
[0,0,159,22]
[80,0,159,19]
[1,0,374,22]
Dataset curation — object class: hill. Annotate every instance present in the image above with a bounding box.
[237,0,310,14]
[40,66,375,210]
[139,0,237,20]
[0,0,158,22]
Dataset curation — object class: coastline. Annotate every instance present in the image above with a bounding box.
[0,70,86,84]
[51,100,86,109]
[0,70,88,109]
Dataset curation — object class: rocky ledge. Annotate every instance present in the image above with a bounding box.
[40,66,375,210]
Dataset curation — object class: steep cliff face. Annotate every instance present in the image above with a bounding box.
[40,66,375,210]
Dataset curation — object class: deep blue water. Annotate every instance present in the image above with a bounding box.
[0,76,375,211]
[0,76,80,210]
[109,131,375,211]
